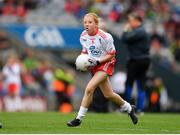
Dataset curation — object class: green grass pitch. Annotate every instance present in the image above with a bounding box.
[0,112,180,134]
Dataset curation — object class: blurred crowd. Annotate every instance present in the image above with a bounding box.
[0,0,37,18]
[0,0,179,72]
[0,31,75,112]
[64,0,180,72]
[64,0,179,22]
[0,0,51,22]
[0,0,179,112]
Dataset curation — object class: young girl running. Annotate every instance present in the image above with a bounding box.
[67,13,138,127]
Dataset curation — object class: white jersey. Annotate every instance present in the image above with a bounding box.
[3,63,21,85]
[80,29,116,61]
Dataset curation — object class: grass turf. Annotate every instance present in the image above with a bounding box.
[0,112,180,134]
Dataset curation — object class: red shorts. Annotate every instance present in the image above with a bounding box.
[91,58,116,76]
[7,83,20,95]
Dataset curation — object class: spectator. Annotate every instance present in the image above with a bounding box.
[121,13,151,113]
[172,38,180,72]
[173,38,180,63]
[2,0,15,15]
[52,69,74,113]
[149,77,168,112]
[22,49,39,72]
[0,72,4,96]
[24,0,38,10]
[0,31,11,63]
[16,0,27,21]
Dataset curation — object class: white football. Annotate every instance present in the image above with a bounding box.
[75,54,91,71]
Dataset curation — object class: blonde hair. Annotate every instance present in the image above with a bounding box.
[84,13,99,25]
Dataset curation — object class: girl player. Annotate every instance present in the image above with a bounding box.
[67,13,138,127]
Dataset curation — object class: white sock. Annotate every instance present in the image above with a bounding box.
[120,101,132,113]
[76,106,88,120]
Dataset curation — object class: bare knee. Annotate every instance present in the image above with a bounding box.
[85,86,95,96]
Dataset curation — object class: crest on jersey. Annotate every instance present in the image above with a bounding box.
[89,45,101,57]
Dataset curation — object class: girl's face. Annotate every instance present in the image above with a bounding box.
[83,16,98,35]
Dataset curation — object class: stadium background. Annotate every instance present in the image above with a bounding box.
[0,0,179,113]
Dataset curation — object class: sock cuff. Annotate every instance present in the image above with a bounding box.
[120,101,132,113]
[80,106,88,111]
[76,106,88,120]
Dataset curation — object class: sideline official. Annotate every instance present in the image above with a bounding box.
[122,13,151,113]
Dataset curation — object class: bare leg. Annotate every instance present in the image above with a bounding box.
[81,71,107,108]
[99,74,131,112]
[67,71,137,127]
[76,71,107,120]
[99,76,125,106]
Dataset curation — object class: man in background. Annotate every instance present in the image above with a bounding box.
[121,13,151,113]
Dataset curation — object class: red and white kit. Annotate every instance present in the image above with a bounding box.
[80,29,116,76]
[3,63,21,95]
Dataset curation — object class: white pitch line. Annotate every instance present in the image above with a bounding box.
[90,127,180,133]
[91,127,152,131]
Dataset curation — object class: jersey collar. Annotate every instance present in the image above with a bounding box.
[88,28,99,36]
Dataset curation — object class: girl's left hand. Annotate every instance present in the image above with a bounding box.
[87,58,100,69]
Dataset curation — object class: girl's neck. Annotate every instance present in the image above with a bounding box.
[88,28,98,36]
